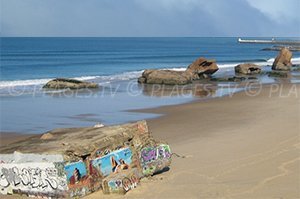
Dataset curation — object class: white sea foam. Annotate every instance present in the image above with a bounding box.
[0,71,144,89]
[1,57,299,89]
[0,76,101,89]
[218,57,300,68]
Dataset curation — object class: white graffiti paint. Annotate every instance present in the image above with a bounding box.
[0,162,68,195]
[0,151,64,163]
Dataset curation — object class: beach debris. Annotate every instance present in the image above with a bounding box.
[94,123,105,128]
[40,132,54,140]
[0,121,172,198]
[235,63,261,75]
[272,48,293,71]
[42,78,99,89]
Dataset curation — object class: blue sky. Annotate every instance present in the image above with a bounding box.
[1,0,299,37]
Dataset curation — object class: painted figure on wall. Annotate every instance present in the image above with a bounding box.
[92,148,132,177]
[69,168,81,184]
[64,161,88,187]
[111,157,129,173]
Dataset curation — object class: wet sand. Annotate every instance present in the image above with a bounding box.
[1,84,299,198]
[87,83,300,198]
[0,132,34,147]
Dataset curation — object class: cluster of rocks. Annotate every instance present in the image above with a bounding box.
[41,48,295,88]
[137,47,295,85]
[138,57,219,85]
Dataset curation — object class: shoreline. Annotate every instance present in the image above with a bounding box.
[86,82,300,198]
[1,83,298,147]
[1,83,299,198]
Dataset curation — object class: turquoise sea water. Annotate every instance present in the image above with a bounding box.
[1,37,299,133]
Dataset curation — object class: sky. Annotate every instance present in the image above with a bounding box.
[1,0,299,37]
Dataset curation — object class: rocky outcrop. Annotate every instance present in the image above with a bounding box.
[43,78,99,89]
[235,63,261,75]
[186,57,219,79]
[138,70,192,85]
[138,57,219,85]
[272,48,293,71]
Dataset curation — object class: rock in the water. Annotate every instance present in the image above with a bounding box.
[235,63,261,75]
[138,57,219,85]
[186,57,219,79]
[210,76,246,82]
[43,78,99,89]
[272,48,293,71]
[292,66,300,72]
[138,69,192,85]
[267,71,289,78]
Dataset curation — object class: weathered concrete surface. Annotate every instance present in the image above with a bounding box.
[0,161,67,196]
[102,168,141,194]
[0,121,153,162]
[0,121,172,198]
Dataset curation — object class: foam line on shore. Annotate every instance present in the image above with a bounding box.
[1,57,299,89]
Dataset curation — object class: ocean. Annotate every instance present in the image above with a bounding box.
[1,37,300,133]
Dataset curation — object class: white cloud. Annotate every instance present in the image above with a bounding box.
[1,0,299,36]
[246,0,300,23]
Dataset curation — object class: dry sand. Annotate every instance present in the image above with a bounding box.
[87,83,300,199]
[1,84,299,199]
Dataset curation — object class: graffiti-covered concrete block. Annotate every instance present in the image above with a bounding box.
[64,160,102,198]
[0,121,173,197]
[92,147,134,177]
[139,144,172,176]
[102,168,140,194]
[0,160,68,197]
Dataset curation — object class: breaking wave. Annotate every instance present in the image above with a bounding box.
[1,57,299,90]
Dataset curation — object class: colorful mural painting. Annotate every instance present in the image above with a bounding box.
[140,144,172,176]
[92,147,132,177]
[64,161,99,197]
[65,161,87,185]
[0,162,68,197]
[0,122,173,197]
[103,168,140,194]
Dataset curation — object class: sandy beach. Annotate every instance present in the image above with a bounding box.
[1,83,299,199]
[85,83,300,198]
[1,1,300,198]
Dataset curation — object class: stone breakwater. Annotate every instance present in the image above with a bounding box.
[0,121,172,198]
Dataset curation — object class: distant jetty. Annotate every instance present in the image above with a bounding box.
[238,38,300,45]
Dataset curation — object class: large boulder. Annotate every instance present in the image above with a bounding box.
[138,69,192,85]
[235,63,261,75]
[186,57,219,79]
[137,57,219,85]
[43,78,99,89]
[272,48,293,71]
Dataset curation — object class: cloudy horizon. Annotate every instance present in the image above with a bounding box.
[1,0,299,37]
